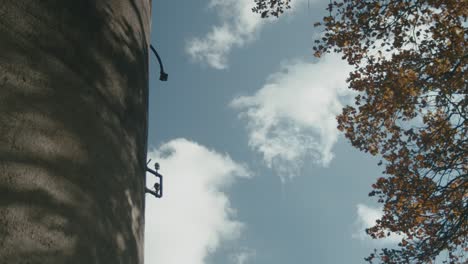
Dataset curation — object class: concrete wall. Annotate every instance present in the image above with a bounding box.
[0,1,151,263]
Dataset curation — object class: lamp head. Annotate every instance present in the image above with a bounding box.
[160,72,168,81]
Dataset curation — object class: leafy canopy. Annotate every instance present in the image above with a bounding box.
[254,0,467,263]
[252,0,292,18]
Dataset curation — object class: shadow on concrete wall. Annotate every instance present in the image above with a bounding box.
[0,1,151,263]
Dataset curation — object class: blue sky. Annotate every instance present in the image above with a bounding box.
[143,1,400,263]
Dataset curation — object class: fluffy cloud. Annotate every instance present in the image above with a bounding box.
[231,54,353,178]
[353,204,403,244]
[231,249,256,264]
[186,0,309,69]
[144,138,251,264]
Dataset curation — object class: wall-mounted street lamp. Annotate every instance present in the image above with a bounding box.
[150,44,168,81]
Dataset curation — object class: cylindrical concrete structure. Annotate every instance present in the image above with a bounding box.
[0,1,151,263]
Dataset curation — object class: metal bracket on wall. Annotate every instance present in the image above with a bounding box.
[146,160,163,198]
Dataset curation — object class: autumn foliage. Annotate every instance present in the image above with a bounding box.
[254,0,467,263]
[252,0,292,18]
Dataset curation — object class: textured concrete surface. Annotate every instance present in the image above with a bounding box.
[0,1,151,263]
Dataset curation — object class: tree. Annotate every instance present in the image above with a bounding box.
[254,0,467,263]
[0,1,151,263]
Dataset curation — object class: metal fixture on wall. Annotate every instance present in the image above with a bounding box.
[150,44,168,81]
[145,44,168,199]
[145,160,163,198]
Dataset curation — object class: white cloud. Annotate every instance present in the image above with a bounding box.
[353,204,403,244]
[231,54,353,178]
[186,0,310,69]
[231,249,256,264]
[144,138,251,264]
